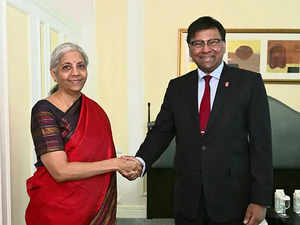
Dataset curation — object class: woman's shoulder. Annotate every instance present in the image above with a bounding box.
[82,94,108,117]
[82,94,102,109]
[32,99,51,112]
[32,99,62,116]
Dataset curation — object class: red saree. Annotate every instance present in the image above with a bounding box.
[25,94,117,225]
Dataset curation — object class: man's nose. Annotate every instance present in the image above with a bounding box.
[201,43,211,52]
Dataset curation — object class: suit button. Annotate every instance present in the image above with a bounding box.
[201,145,207,151]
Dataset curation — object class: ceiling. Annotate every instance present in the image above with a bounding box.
[33,0,95,25]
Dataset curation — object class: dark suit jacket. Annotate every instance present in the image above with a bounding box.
[136,64,273,222]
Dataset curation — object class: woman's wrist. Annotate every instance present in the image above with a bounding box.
[112,158,122,172]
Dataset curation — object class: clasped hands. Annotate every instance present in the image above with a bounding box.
[117,156,142,180]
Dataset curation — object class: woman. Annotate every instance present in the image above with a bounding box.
[25,42,139,225]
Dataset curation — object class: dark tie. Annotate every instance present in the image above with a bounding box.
[199,75,212,135]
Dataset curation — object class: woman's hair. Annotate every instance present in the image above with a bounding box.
[49,42,89,94]
[50,42,89,71]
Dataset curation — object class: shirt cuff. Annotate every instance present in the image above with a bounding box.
[135,157,146,177]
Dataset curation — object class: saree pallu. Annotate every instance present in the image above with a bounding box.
[26,94,117,225]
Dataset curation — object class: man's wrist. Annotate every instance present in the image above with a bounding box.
[135,157,146,176]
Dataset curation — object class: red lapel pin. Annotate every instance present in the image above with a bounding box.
[225,81,230,87]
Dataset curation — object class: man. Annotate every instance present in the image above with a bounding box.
[126,16,273,225]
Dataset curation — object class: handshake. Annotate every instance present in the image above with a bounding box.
[116,156,143,180]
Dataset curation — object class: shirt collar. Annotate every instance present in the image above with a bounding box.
[197,61,224,80]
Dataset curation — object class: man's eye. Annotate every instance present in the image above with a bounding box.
[192,41,202,46]
[209,41,218,45]
[208,39,221,46]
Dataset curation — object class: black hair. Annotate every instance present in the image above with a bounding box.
[49,84,59,95]
[186,16,226,44]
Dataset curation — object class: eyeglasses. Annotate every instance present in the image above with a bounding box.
[189,39,223,49]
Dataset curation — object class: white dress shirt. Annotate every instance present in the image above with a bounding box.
[197,62,223,110]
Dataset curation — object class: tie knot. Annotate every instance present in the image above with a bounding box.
[204,75,212,83]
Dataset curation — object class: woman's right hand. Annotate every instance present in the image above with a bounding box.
[116,157,142,180]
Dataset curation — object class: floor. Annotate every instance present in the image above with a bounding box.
[116,218,269,225]
[116,218,175,225]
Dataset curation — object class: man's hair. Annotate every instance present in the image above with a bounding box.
[186,16,226,44]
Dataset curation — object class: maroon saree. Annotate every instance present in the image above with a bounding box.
[25,94,117,225]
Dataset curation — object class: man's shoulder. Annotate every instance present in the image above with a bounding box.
[225,64,259,75]
[171,69,198,83]
[224,64,261,81]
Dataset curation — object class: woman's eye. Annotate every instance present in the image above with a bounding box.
[78,64,86,69]
[62,65,71,71]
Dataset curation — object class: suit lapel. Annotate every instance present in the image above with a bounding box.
[184,66,234,131]
[185,70,199,120]
[207,65,231,130]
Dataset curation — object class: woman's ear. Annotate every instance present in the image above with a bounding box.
[50,69,57,82]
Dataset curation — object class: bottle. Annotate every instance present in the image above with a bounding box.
[281,195,290,217]
[293,190,300,214]
[275,189,285,214]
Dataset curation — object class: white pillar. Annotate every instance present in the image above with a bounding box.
[116,0,146,218]
[29,14,41,174]
[0,1,12,224]
[127,0,145,154]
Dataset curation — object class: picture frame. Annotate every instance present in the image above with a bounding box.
[178,28,300,83]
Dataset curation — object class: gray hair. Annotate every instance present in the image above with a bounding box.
[50,42,89,71]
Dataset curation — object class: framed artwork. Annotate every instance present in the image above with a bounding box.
[178,28,300,83]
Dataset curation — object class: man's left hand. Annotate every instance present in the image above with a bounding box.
[243,203,266,225]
